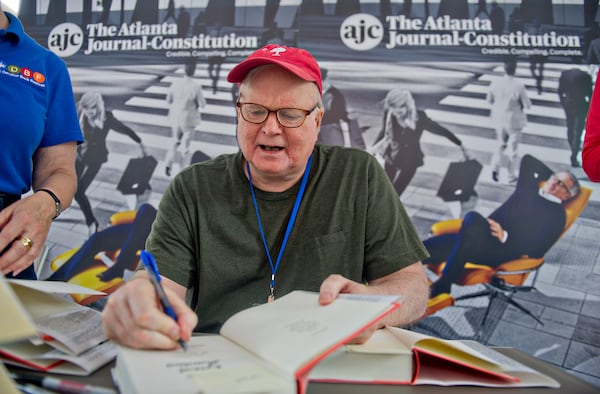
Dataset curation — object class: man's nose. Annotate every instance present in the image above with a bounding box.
[262,112,283,134]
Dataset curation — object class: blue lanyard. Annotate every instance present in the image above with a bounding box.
[247,154,313,302]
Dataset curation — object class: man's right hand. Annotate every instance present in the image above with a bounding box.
[487,218,506,243]
[102,271,197,349]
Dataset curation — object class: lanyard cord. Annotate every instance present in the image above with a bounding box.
[247,154,313,296]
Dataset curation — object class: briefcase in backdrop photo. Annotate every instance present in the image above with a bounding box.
[117,155,158,195]
[347,118,366,149]
[437,159,483,202]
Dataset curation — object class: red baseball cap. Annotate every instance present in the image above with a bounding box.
[227,45,322,95]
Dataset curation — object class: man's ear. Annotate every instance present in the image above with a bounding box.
[314,106,324,128]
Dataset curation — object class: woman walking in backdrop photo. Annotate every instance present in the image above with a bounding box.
[75,92,146,235]
[370,88,466,196]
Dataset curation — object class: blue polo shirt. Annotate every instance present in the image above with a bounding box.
[0,12,82,195]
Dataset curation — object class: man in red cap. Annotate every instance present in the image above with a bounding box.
[102,45,429,349]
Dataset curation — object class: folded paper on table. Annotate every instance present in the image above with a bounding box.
[0,341,116,376]
[0,275,116,376]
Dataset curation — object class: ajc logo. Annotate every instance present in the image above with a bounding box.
[339,13,383,51]
[47,23,84,58]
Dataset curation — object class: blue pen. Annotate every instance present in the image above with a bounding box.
[140,250,188,351]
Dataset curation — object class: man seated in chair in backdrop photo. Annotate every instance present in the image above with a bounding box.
[425,154,580,298]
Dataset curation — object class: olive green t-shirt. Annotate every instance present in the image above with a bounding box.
[146,144,428,333]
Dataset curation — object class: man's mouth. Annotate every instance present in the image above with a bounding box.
[260,145,284,151]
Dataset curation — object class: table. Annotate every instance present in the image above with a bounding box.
[7,347,598,393]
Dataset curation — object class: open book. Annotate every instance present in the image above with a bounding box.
[114,290,401,394]
[0,277,117,375]
[309,326,560,388]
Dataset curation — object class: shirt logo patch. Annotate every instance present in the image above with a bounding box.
[0,61,46,87]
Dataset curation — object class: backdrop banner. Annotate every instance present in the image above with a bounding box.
[16,0,600,387]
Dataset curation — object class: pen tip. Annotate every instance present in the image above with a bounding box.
[179,339,188,351]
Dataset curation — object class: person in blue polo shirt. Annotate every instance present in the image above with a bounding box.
[0,4,83,279]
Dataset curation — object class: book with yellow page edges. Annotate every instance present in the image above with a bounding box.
[309,326,560,388]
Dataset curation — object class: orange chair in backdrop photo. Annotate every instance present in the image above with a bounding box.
[425,184,592,333]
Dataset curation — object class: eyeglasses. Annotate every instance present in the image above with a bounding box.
[236,102,319,128]
[549,174,571,195]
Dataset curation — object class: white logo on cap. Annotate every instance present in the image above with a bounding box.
[270,47,286,56]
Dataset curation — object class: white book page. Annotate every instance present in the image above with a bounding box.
[8,283,106,355]
[388,327,501,365]
[309,327,413,383]
[116,336,295,394]
[37,341,117,376]
[0,340,115,376]
[34,307,107,355]
[345,327,412,354]
[220,291,399,376]
[459,340,540,372]
[11,283,83,320]
[0,341,58,366]
[452,342,560,387]
[0,275,37,343]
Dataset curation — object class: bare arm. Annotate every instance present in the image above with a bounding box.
[318,261,429,342]
[102,270,197,349]
[32,142,78,211]
[0,142,78,275]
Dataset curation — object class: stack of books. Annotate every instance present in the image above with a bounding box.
[0,276,116,376]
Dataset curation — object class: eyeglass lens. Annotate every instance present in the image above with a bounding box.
[552,175,569,191]
[238,103,315,128]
